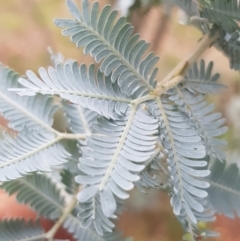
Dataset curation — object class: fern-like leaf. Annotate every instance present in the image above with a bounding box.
[0,130,70,182]
[77,196,117,236]
[75,107,158,234]
[54,0,159,97]
[62,100,97,134]
[0,219,45,241]
[183,60,225,94]
[178,198,217,240]
[0,64,58,132]
[66,207,128,241]
[206,159,240,218]
[2,174,64,219]
[170,61,228,161]
[147,96,210,239]
[196,0,240,33]
[2,174,125,241]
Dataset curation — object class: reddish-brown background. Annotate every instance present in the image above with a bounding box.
[0,1,240,240]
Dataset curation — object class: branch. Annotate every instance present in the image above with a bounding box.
[156,31,219,95]
[45,195,77,241]
[58,133,87,140]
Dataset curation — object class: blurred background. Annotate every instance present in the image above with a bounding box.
[0,0,240,240]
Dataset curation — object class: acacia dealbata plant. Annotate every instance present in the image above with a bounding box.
[0,0,240,240]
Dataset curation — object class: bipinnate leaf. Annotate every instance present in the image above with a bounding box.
[54,0,159,97]
[14,62,131,119]
[0,64,58,132]
[0,219,45,241]
[2,174,128,241]
[207,159,240,218]
[75,107,159,234]
[0,130,70,182]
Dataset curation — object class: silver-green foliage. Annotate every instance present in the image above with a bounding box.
[54,0,159,96]
[0,0,238,241]
[173,0,240,71]
[0,219,45,241]
[0,64,58,131]
[207,159,240,218]
[0,65,73,182]
[2,174,64,220]
[2,174,125,241]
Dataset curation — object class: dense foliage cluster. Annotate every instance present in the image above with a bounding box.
[0,1,240,241]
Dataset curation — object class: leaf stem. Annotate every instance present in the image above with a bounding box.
[58,133,87,140]
[99,105,137,191]
[0,136,62,168]
[46,196,77,241]
[156,31,219,94]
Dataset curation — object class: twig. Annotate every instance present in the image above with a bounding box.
[45,196,77,241]
[156,31,219,95]
[58,132,87,140]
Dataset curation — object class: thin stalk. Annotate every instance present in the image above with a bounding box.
[46,196,77,241]
[156,31,219,94]
[58,133,87,140]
